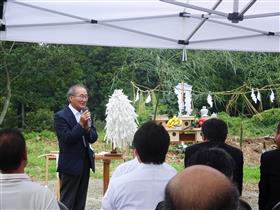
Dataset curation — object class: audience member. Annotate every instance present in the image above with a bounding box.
[164,165,239,210]
[101,121,177,210]
[185,147,251,210]
[0,128,60,210]
[186,147,235,178]
[259,122,280,210]
[184,118,244,194]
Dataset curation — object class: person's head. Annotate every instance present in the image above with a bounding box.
[202,118,228,142]
[165,165,239,210]
[0,128,27,173]
[185,147,235,179]
[67,84,88,112]
[132,121,170,164]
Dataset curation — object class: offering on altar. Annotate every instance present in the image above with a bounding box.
[166,116,183,128]
[155,115,202,143]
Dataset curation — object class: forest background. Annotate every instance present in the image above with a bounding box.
[1,41,280,130]
[1,41,280,183]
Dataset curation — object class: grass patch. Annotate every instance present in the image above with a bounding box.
[24,127,262,186]
[219,109,280,138]
[24,130,129,180]
[244,165,260,184]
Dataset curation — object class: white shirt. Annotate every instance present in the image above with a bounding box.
[0,173,60,210]
[110,157,140,180]
[69,104,81,122]
[101,163,177,210]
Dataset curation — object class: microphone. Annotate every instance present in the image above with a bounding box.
[82,107,92,128]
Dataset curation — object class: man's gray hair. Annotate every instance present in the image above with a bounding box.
[67,84,87,101]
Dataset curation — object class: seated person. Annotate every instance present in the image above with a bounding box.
[186,147,251,210]
[185,147,235,179]
[164,165,239,210]
[0,128,60,210]
[259,122,280,210]
[156,148,251,210]
[184,118,244,194]
[101,121,177,210]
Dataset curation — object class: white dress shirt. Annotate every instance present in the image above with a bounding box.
[110,157,140,180]
[69,104,81,122]
[101,163,177,210]
[0,173,60,210]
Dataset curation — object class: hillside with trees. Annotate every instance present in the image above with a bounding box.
[1,41,280,134]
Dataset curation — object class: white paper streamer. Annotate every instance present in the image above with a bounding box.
[207,93,213,108]
[174,82,192,116]
[181,47,187,62]
[184,85,192,116]
[174,84,185,116]
[145,93,151,103]
[134,90,139,102]
[105,89,138,149]
[270,89,275,103]
[251,89,257,104]
[257,89,261,102]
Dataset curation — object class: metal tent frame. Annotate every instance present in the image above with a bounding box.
[0,0,279,52]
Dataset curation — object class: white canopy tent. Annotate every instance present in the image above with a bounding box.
[0,0,279,52]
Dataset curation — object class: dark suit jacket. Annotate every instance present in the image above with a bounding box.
[259,148,280,210]
[184,141,244,194]
[54,106,98,176]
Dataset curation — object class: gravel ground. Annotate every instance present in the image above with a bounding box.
[242,182,259,210]
[46,179,102,210]
[47,178,259,210]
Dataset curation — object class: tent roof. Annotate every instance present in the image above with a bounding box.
[0,0,279,52]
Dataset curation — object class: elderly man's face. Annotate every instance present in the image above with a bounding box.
[69,87,88,112]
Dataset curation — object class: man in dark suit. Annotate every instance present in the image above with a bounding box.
[54,84,98,210]
[259,123,280,210]
[184,118,243,195]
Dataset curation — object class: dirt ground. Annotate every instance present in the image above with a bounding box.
[47,137,276,210]
[228,136,276,166]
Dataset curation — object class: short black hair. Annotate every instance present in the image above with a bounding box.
[202,118,228,142]
[185,147,235,179]
[0,128,26,172]
[132,121,170,164]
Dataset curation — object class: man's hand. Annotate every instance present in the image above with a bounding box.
[79,110,91,131]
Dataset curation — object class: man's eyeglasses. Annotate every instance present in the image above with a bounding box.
[73,95,88,100]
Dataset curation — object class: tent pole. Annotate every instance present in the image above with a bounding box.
[188,34,274,45]
[99,21,177,43]
[184,0,223,43]
[233,0,239,13]
[244,12,280,19]
[0,0,6,31]
[190,15,271,34]
[160,0,228,18]
[239,0,257,16]
[11,0,91,22]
